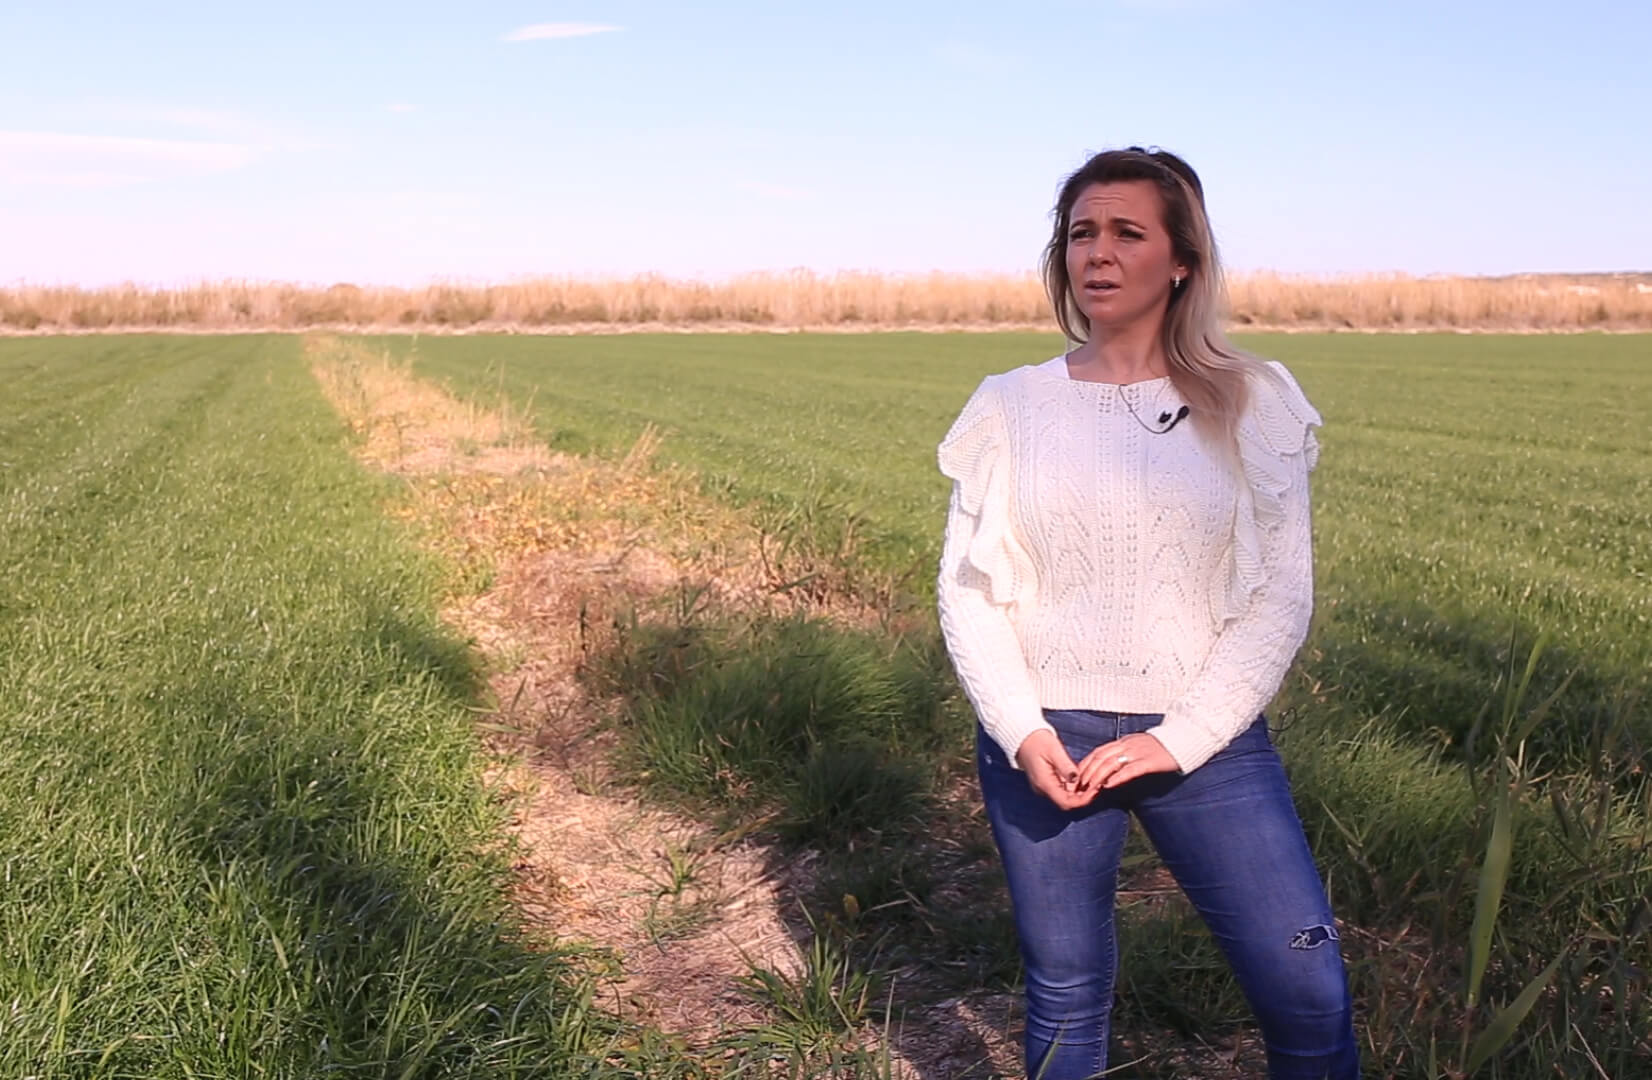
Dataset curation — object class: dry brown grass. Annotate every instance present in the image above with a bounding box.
[307,336,1020,1073]
[9,270,1652,333]
[309,335,550,475]
[311,333,808,1041]
[1228,271,1652,330]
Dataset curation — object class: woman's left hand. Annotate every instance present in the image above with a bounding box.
[1075,733,1181,791]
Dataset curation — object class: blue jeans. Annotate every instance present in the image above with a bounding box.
[978,709,1359,1080]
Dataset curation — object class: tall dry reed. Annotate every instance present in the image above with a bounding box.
[3,271,1648,332]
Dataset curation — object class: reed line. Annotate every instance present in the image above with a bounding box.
[4,270,1649,332]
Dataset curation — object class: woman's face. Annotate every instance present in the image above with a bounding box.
[1063,180,1188,334]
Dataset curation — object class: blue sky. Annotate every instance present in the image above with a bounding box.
[2,0,1647,285]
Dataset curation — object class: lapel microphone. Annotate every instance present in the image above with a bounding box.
[1157,405,1191,433]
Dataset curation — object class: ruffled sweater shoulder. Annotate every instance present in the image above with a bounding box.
[936,358,1322,773]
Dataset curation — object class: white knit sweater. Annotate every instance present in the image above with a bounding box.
[936,355,1323,774]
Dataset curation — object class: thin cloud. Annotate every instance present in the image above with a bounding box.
[502,23,622,42]
[76,104,249,134]
[0,130,260,188]
[34,102,258,142]
[0,131,257,169]
[386,103,418,113]
[51,102,319,152]
[142,106,245,132]
[0,169,152,190]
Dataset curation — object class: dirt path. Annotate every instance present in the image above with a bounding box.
[308,335,1028,1076]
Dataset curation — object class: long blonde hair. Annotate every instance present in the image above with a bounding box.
[1040,147,1262,448]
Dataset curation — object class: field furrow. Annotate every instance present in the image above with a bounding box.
[0,337,619,1077]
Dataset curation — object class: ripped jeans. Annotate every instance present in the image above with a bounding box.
[978,710,1359,1080]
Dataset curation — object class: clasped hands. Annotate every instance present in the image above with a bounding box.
[1014,728,1179,810]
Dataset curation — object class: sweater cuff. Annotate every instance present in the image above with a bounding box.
[1144,715,1225,775]
[986,709,1057,772]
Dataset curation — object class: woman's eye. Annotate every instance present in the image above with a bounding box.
[1068,228,1091,241]
[1120,229,1143,240]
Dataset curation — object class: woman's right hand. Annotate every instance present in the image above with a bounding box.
[1015,729,1093,810]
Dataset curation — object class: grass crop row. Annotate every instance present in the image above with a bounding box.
[0,337,643,1077]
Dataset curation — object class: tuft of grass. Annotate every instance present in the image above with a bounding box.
[593,610,951,843]
[736,916,886,1058]
[779,741,928,846]
[637,841,718,945]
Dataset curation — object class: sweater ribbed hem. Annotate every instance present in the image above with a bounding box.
[1030,675,1178,719]
[1029,678,1233,773]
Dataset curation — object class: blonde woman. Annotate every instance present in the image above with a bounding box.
[937,148,1358,1079]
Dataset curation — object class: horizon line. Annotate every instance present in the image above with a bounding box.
[3,268,1650,291]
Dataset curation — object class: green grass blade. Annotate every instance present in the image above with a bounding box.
[1466,789,1514,1007]
[1504,632,1550,730]
[1465,948,1567,1074]
[1511,667,1578,751]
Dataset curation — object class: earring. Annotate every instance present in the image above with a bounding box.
[1172,275,1184,289]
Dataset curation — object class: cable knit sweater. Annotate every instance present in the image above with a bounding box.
[936,355,1323,774]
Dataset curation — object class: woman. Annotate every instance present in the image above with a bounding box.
[936,147,1359,1080]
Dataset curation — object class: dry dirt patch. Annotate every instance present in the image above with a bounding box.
[307,335,1026,1074]
[310,335,795,1027]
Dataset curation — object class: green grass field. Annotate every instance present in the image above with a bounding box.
[3,331,1647,1078]
[0,336,657,1077]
